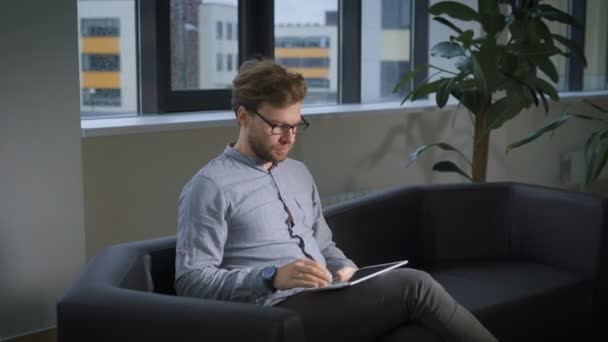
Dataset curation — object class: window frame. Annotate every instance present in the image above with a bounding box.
[133,0,591,116]
[139,0,274,114]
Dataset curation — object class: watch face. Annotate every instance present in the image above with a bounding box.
[262,266,276,279]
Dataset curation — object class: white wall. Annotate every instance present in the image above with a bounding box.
[0,0,86,340]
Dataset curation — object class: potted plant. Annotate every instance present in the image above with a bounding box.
[507,100,608,190]
[396,0,586,182]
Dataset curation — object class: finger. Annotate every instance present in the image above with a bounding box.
[294,269,330,286]
[301,268,331,286]
[291,270,324,286]
[294,279,320,288]
[298,264,332,283]
[299,260,332,281]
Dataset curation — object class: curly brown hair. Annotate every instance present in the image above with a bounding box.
[231,57,307,113]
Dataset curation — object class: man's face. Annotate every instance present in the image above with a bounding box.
[246,102,303,164]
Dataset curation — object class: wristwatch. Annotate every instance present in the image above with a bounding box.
[261,266,277,291]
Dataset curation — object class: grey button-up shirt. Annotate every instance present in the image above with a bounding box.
[175,145,357,306]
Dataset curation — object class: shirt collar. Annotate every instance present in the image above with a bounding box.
[223,143,280,171]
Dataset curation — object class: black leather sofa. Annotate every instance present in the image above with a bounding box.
[57,182,607,341]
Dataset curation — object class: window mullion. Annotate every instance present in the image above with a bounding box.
[412,0,429,91]
[239,0,274,62]
[339,0,361,104]
[568,0,586,91]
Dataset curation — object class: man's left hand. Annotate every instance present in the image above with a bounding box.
[334,266,358,282]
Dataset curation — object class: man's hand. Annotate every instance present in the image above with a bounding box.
[334,266,358,283]
[274,259,332,290]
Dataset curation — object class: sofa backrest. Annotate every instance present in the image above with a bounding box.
[324,187,425,268]
[419,183,513,265]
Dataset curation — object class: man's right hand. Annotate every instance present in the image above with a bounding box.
[274,259,332,290]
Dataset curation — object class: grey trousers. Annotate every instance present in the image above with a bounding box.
[277,268,498,342]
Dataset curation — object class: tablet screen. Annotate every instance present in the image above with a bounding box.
[348,260,408,283]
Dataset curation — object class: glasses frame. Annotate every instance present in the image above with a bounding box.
[248,107,310,135]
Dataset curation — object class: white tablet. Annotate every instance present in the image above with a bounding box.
[302,260,409,292]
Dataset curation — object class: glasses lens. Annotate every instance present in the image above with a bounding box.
[271,122,308,135]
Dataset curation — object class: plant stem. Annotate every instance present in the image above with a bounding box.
[472,102,491,182]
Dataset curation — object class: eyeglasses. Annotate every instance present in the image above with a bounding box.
[249,108,310,135]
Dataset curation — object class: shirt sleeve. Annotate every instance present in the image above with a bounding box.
[309,176,358,275]
[174,175,271,303]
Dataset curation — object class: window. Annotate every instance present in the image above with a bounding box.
[380,61,409,98]
[382,0,411,29]
[82,54,120,71]
[275,0,338,105]
[275,57,330,68]
[170,0,238,94]
[216,21,223,40]
[227,22,233,40]
[217,53,223,71]
[583,0,608,90]
[361,0,421,103]
[77,0,136,117]
[77,0,607,118]
[227,53,233,71]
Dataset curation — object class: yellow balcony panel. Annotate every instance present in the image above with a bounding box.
[275,48,329,58]
[82,37,120,54]
[82,72,121,88]
[287,68,328,78]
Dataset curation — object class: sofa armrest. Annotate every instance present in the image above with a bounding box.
[509,184,607,279]
[323,186,424,268]
[57,285,304,342]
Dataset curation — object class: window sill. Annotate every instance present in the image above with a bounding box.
[80,90,608,138]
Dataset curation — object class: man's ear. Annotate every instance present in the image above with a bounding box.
[235,106,250,127]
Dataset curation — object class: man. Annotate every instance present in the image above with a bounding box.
[175,58,498,342]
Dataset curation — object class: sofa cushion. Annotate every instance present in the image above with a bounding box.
[429,261,594,341]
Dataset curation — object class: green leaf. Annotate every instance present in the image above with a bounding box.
[506,115,571,152]
[408,142,472,167]
[432,161,473,181]
[471,53,488,99]
[455,30,475,49]
[481,13,505,37]
[508,19,524,42]
[537,90,549,114]
[537,4,582,29]
[411,78,447,101]
[585,131,601,172]
[436,78,455,108]
[552,34,588,67]
[432,17,464,35]
[429,1,480,22]
[454,56,471,74]
[566,113,606,121]
[590,131,608,183]
[393,65,426,93]
[534,18,553,45]
[475,39,501,93]
[583,100,608,114]
[530,55,559,83]
[478,0,499,17]
[431,42,466,58]
[450,79,484,114]
[485,95,528,131]
[585,130,608,184]
[531,77,559,101]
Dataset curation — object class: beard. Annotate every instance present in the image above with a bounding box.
[248,134,292,164]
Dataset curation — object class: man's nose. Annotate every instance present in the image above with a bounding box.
[280,129,296,144]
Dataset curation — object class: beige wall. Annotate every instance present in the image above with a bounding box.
[82,96,608,258]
